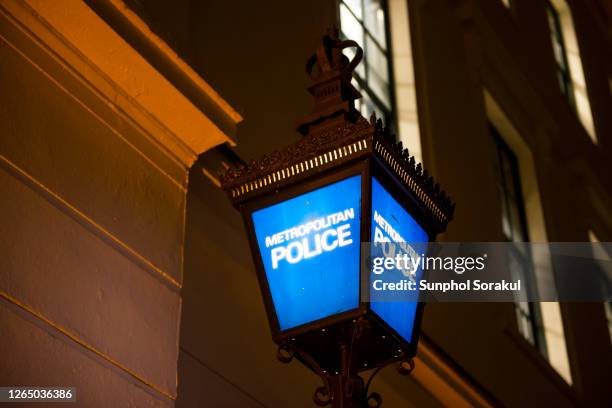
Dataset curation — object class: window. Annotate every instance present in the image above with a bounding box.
[546,0,596,142]
[546,2,575,108]
[492,126,547,357]
[606,302,612,347]
[486,92,571,383]
[338,0,395,129]
[588,230,612,348]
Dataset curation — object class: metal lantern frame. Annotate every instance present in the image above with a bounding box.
[222,28,454,407]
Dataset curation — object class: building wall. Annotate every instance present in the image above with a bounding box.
[50,0,611,407]
[413,0,611,405]
[182,1,611,407]
[0,0,237,406]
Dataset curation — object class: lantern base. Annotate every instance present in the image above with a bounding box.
[276,310,415,374]
[277,317,415,407]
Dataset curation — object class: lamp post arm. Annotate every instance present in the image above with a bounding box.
[277,342,333,406]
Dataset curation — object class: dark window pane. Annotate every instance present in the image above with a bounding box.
[491,125,547,357]
[344,0,362,19]
[339,0,394,128]
[340,3,364,48]
[546,1,575,109]
[365,34,391,108]
[364,0,387,50]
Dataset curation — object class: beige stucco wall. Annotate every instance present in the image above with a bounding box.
[2,0,608,406]
[0,0,239,405]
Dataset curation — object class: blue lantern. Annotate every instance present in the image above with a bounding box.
[222,28,454,407]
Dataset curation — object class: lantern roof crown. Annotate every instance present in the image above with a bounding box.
[296,27,362,136]
[221,29,455,231]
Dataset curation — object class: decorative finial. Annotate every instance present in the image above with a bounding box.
[296,27,364,136]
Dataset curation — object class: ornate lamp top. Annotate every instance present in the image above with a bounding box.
[221,29,454,231]
[297,27,362,136]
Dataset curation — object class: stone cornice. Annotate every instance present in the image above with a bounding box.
[1,0,241,169]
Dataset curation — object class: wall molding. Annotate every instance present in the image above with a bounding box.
[1,0,241,169]
[0,153,181,290]
[0,290,176,401]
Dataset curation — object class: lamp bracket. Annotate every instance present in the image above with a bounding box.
[277,319,415,408]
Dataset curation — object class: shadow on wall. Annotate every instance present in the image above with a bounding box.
[176,166,320,407]
[120,0,338,160]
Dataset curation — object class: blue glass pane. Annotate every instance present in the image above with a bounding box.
[252,176,362,331]
[370,177,428,343]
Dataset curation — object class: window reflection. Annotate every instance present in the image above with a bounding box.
[339,0,394,128]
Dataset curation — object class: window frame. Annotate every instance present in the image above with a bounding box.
[338,0,398,133]
[546,0,576,110]
[491,125,548,358]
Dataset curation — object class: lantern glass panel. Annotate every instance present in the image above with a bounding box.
[370,176,428,343]
[251,175,363,331]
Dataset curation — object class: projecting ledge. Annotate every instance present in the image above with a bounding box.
[1,0,242,169]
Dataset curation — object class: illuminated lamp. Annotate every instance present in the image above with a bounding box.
[222,28,454,407]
